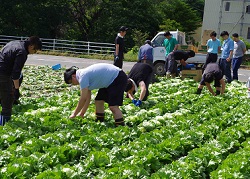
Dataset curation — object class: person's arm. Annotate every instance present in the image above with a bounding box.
[205,82,216,96]
[180,59,187,66]
[13,80,19,89]
[138,47,141,61]
[127,92,134,100]
[220,79,226,95]
[78,90,91,117]
[12,54,26,89]
[242,42,247,54]
[218,46,221,53]
[173,44,178,51]
[226,50,233,62]
[70,88,91,118]
[115,44,119,56]
[138,81,147,101]
[226,41,234,62]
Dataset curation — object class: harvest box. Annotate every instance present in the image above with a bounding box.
[181,69,202,82]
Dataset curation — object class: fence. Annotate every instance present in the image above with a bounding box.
[0,35,115,55]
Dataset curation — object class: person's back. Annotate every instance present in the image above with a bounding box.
[0,40,28,76]
[128,63,153,85]
[138,43,153,61]
[203,63,221,74]
[76,63,121,90]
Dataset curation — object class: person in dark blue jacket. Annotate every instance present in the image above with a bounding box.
[0,36,42,126]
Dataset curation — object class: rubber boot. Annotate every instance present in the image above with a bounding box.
[0,115,11,126]
[95,113,105,122]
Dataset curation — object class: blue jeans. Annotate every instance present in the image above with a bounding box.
[219,58,232,83]
[232,56,243,80]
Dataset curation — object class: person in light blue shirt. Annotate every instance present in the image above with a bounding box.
[219,31,234,83]
[203,31,221,71]
[64,63,127,127]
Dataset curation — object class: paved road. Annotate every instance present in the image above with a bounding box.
[26,54,250,82]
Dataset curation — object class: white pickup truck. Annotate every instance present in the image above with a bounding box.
[151,31,206,75]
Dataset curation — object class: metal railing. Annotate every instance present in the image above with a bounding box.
[0,35,115,55]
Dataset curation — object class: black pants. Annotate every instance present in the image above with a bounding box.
[0,75,14,116]
[114,55,123,69]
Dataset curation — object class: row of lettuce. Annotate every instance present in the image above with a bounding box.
[0,66,249,178]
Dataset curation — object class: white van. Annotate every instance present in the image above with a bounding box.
[151,30,206,75]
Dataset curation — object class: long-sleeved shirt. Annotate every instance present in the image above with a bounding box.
[0,40,29,80]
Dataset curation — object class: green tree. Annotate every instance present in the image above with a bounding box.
[159,19,183,31]
[0,0,70,38]
[158,0,202,34]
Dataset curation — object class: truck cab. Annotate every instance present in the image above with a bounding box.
[151,30,206,75]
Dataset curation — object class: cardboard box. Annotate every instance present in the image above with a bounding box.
[181,69,202,82]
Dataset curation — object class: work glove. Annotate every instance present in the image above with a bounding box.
[132,99,137,105]
[185,64,195,69]
[14,89,20,100]
[135,100,142,107]
[115,56,119,61]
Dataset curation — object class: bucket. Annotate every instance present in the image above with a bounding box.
[52,64,61,70]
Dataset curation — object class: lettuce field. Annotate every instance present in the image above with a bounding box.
[0,65,250,179]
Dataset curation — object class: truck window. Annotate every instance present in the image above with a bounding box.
[152,34,165,47]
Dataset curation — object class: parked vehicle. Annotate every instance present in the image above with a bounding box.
[151,30,206,75]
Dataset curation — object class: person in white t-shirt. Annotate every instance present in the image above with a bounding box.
[64,63,127,126]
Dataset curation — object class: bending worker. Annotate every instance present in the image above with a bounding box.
[196,63,226,96]
[125,62,153,107]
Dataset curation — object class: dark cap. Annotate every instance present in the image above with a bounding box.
[119,26,128,32]
[64,66,78,84]
[232,33,239,37]
[145,40,151,45]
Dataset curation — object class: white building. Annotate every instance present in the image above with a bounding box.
[201,0,250,45]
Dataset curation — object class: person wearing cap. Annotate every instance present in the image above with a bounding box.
[64,63,127,127]
[165,50,195,78]
[219,31,234,83]
[125,62,153,107]
[138,40,155,83]
[0,36,42,126]
[232,33,246,81]
[114,26,128,68]
[203,31,221,72]
[196,63,226,96]
[163,31,179,57]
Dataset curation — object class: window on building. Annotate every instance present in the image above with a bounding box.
[247,27,250,39]
[225,2,230,11]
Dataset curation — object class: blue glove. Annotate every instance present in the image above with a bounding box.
[132,99,137,105]
[185,64,195,69]
[135,100,142,107]
[115,56,119,61]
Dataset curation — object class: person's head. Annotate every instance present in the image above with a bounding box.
[204,72,214,83]
[125,79,135,94]
[210,31,217,40]
[232,33,239,42]
[145,40,151,46]
[220,31,229,40]
[64,66,78,85]
[25,36,42,54]
[119,26,128,36]
[164,31,171,39]
[187,50,195,58]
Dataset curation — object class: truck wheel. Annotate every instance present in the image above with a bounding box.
[154,62,166,76]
